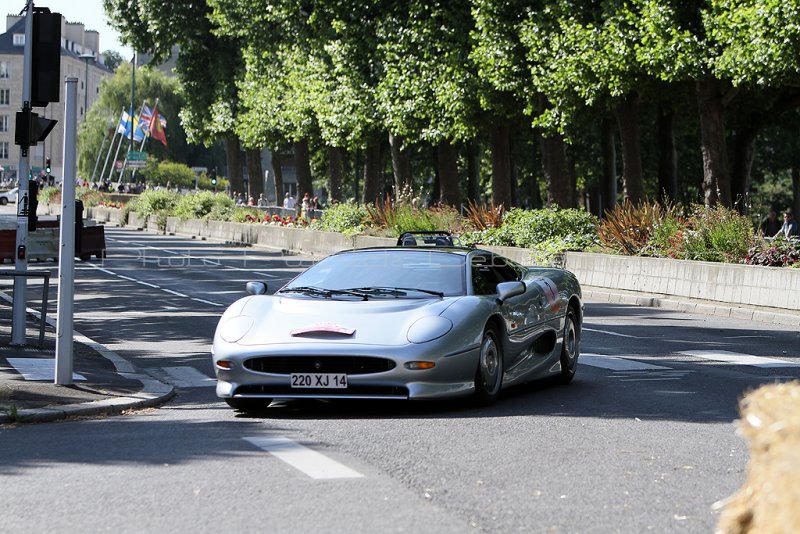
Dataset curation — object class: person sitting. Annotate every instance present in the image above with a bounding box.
[777,210,800,238]
[760,209,781,237]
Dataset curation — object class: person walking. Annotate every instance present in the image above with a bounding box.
[760,209,781,237]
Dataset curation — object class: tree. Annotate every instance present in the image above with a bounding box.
[77,63,186,181]
[102,50,124,72]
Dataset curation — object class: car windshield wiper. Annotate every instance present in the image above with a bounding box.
[279,286,368,300]
[347,286,444,298]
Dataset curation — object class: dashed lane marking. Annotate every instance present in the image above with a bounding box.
[243,436,364,480]
[6,358,86,381]
[583,328,640,339]
[581,354,672,371]
[678,350,800,368]
[159,366,216,388]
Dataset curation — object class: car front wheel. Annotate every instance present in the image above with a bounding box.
[0,198,7,205]
[558,308,580,384]
[224,397,271,412]
[474,325,504,405]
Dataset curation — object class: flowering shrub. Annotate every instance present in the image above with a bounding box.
[745,237,800,267]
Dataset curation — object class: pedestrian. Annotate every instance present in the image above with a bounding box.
[257,193,268,207]
[300,192,311,219]
[777,210,800,238]
[760,209,781,237]
[247,196,256,206]
[283,192,295,210]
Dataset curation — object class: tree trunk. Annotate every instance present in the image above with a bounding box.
[731,125,758,214]
[224,136,244,196]
[272,152,284,202]
[293,139,313,200]
[466,142,481,204]
[490,123,512,208]
[541,133,572,207]
[245,149,264,200]
[389,133,412,199]
[657,104,678,204]
[793,166,800,219]
[327,146,343,204]
[362,134,382,205]
[614,93,644,203]
[600,117,617,214]
[696,79,731,207]
[437,139,460,206]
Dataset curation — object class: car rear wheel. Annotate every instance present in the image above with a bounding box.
[558,308,580,384]
[224,397,271,412]
[0,198,7,205]
[474,325,503,405]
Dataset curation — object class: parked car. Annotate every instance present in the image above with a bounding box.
[0,188,18,205]
[211,233,583,411]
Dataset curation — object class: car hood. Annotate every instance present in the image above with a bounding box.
[226,295,459,346]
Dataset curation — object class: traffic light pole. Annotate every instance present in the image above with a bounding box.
[11,0,34,346]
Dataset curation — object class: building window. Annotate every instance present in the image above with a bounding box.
[0,142,9,160]
[0,89,10,106]
[0,62,9,79]
[0,115,8,132]
[13,34,25,46]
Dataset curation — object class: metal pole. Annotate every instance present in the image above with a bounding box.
[11,0,35,346]
[90,132,107,182]
[55,78,78,385]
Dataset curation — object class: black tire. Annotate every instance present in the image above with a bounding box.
[224,397,271,412]
[558,308,580,384]
[474,325,504,405]
[0,198,7,206]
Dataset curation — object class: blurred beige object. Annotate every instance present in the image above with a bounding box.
[716,381,800,534]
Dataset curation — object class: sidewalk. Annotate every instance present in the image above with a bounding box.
[0,291,174,425]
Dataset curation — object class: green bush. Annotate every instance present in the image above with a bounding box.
[140,161,196,188]
[462,207,600,259]
[38,186,61,205]
[681,205,756,262]
[173,191,233,220]
[135,189,180,220]
[311,202,369,236]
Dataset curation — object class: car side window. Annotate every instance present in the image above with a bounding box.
[471,254,502,295]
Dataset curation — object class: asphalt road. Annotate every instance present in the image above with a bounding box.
[2,222,799,533]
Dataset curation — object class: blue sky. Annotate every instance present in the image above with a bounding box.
[5,0,133,58]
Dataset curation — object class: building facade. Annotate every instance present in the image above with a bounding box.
[0,14,113,183]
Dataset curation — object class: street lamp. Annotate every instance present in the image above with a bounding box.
[78,53,95,117]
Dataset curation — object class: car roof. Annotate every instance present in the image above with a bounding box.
[334,246,474,257]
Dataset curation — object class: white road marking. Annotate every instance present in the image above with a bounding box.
[6,358,85,381]
[679,350,800,368]
[583,328,640,339]
[243,436,364,480]
[191,298,224,307]
[161,288,188,297]
[581,354,672,371]
[160,366,216,387]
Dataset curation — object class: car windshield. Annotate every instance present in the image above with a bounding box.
[281,250,466,297]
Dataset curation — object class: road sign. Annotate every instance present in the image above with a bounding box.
[126,160,147,169]
[191,166,208,173]
[127,151,147,161]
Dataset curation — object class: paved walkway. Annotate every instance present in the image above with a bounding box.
[0,288,173,425]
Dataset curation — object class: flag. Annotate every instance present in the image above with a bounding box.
[148,103,168,147]
[117,110,131,136]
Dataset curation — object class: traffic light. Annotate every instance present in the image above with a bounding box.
[45,157,51,174]
[31,8,62,107]
[15,109,57,147]
[28,180,39,231]
[210,169,217,186]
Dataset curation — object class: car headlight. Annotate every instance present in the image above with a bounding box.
[407,316,453,344]
[218,316,254,343]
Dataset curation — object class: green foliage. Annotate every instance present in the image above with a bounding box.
[140,161,197,188]
[173,191,234,220]
[38,186,61,205]
[76,188,104,207]
[461,207,600,261]
[681,205,757,262]
[311,202,369,237]
[598,201,681,255]
[745,236,800,267]
[134,189,180,220]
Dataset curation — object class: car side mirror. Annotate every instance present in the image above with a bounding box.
[246,281,268,295]
[496,281,525,303]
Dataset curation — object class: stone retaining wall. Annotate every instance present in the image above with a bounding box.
[85,206,800,317]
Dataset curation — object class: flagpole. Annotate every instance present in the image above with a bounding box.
[106,133,126,182]
[131,97,158,181]
[99,110,125,183]
[90,113,115,182]
[119,51,136,182]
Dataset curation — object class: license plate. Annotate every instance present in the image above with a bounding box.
[290,373,348,389]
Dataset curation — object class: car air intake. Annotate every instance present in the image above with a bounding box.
[244,356,396,375]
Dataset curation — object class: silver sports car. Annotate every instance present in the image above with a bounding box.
[212,234,583,411]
